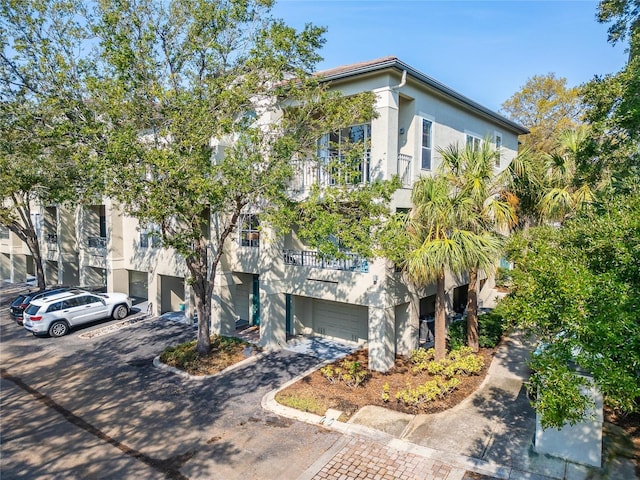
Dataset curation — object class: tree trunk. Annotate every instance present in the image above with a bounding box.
[434,271,447,361]
[23,228,46,289]
[8,202,46,289]
[466,266,479,352]
[187,239,213,356]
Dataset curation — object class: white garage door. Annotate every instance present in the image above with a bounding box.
[314,300,368,344]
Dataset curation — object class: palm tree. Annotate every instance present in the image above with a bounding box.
[538,127,595,222]
[438,140,516,352]
[404,175,502,360]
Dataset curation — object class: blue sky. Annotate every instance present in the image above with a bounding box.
[271,0,628,113]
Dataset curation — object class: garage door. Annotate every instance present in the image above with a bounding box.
[314,300,368,344]
[129,270,148,300]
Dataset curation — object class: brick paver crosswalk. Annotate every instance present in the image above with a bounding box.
[310,437,466,480]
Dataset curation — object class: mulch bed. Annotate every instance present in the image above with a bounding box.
[276,347,494,419]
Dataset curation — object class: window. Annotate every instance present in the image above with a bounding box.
[240,214,260,247]
[317,124,371,184]
[421,119,433,170]
[99,205,107,238]
[494,133,502,167]
[466,134,481,151]
[48,301,69,312]
[139,232,161,248]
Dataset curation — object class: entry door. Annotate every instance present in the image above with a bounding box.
[285,294,292,335]
[251,274,260,326]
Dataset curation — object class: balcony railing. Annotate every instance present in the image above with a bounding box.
[46,233,58,244]
[290,153,370,191]
[282,249,369,273]
[87,236,107,248]
[397,153,412,187]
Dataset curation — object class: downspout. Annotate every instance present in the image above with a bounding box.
[392,70,407,90]
[391,70,407,182]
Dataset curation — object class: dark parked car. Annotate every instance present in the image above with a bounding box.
[10,287,71,324]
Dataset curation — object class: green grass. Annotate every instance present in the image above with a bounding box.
[275,393,325,415]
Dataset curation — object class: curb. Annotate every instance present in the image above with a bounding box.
[78,313,153,339]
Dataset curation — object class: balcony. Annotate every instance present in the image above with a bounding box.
[397,153,412,187]
[282,249,369,273]
[290,153,370,191]
[87,236,107,249]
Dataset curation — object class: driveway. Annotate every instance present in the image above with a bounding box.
[1,296,343,479]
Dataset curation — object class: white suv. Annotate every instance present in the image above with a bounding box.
[23,289,132,337]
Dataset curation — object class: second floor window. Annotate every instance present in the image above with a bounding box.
[421,119,433,170]
[139,231,161,248]
[240,214,260,247]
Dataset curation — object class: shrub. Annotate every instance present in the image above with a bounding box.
[495,267,512,288]
[320,359,370,388]
[381,382,390,403]
[444,353,484,376]
[408,346,484,378]
[320,365,339,384]
[448,320,466,350]
[395,376,461,409]
[447,311,506,349]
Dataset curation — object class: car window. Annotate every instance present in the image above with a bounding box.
[78,296,92,306]
[87,295,102,304]
[72,295,99,306]
[11,295,26,307]
[66,297,82,308]
[25,304,41,315]
[48,301,63,312]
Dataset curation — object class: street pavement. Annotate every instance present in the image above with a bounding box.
[1,282,637,480]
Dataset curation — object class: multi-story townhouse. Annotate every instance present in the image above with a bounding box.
[1,57,527,371]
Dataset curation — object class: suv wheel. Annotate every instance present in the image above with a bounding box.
[113,304,129,320]
[49,321,69,337]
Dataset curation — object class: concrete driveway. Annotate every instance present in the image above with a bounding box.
[1,293,343,479]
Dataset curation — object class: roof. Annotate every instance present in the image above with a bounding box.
[315,57,529,136]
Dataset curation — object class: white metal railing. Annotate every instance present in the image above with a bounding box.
[282,249,369,272]
[289,153,371,191]
[397,153,412,187]
[87,236,107,248]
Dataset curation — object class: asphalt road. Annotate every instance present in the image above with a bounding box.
[0,285,343,480]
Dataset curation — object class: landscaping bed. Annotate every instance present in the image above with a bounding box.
[159,335,260,376]
[275,347,494,420]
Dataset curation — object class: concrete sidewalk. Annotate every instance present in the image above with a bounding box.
[264,333,638,480]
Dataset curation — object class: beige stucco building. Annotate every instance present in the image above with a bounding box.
[1,57,527,371]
